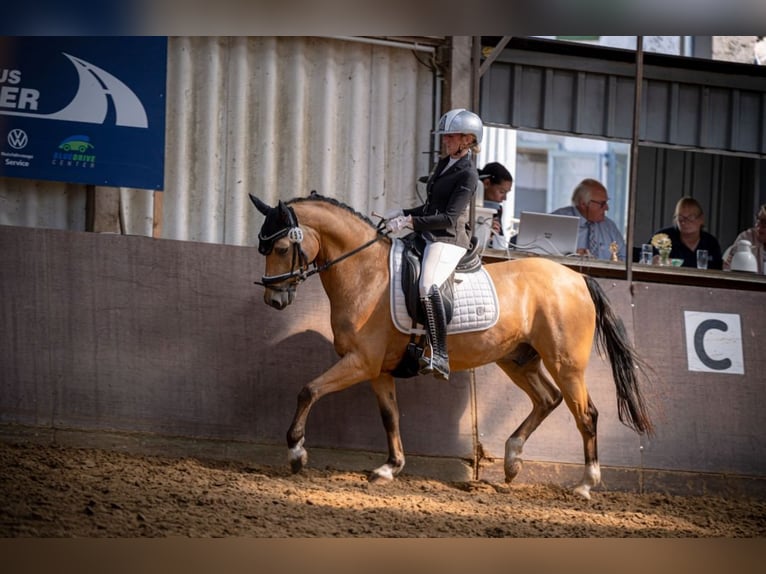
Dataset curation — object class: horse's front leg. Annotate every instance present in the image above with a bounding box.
[286,353,372,473]
[368,373,404,483]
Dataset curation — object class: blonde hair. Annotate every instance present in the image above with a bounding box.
[445,134,481,157]
[464,134,481,155]
[673,196,703,218]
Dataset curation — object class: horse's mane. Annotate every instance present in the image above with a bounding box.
[287,192,377,230]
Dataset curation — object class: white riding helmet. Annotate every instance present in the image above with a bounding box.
[434,108,483,144]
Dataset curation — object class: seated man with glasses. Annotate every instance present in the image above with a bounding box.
[551,178,625,260]
[646,196,723,269]
[723,203,766,274]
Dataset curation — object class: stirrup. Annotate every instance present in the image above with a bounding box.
[418,353,450,380]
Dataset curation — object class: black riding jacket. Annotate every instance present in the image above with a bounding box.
[403,154,478,250]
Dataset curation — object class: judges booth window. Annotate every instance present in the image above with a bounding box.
[511,132,630,236]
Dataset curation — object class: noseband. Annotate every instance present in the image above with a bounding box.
[256,243,311,290]
[254,206,387,290]
[253,205,311,289]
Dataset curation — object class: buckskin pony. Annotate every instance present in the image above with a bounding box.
[249,192,653,499]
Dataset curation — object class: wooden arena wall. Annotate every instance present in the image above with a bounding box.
[1,226,764,491]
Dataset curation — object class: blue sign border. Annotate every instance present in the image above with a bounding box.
[0,37,167,190]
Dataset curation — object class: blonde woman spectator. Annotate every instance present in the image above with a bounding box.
[647,196,723,269]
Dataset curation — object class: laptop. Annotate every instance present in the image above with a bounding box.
[515,211,580,256]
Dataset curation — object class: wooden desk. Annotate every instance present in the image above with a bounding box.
[480,247,766,292]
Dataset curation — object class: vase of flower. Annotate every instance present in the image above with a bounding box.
[651,233,673,267]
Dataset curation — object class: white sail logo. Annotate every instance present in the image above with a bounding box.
[0,53,148,128]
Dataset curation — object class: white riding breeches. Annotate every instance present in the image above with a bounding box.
[419,241,467,297]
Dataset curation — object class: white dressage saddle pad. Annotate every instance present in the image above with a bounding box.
[389,238,500,335]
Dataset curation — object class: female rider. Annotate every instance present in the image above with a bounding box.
[386,108,483,380]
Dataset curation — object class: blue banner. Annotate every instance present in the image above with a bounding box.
[0,37,167,190]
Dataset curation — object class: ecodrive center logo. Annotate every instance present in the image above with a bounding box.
[52,134,96,168]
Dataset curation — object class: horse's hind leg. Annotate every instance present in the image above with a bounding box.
[501,356,600,499]
[368,374,405,483]
[574,396,599,499]
[549,364,600,500]
[496,353,563,484]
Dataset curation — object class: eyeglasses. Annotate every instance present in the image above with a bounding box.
[589,199,608,208]
[674,214,700,223]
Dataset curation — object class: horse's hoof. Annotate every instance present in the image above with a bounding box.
[368,472,394,485]
[572,484,592,500]
[368,465,395,484]
[288,441,307,473]
[504,458,523,483]
[290,457,305,474]
[369,460,404,484]
[572,463,599,499]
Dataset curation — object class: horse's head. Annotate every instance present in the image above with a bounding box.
[249,194,318,310]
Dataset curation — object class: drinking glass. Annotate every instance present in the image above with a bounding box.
[696,249,709,269]
[640,244,653,265]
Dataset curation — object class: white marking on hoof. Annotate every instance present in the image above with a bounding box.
[369,465,395,483]
[573,462,601,500]
[288,438,307,471]
[573,484,592,500]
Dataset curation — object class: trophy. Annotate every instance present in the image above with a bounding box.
[609,241,619,262]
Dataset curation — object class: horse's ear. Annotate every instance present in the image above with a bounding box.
[249,194,271,216]
[276,200,292,223]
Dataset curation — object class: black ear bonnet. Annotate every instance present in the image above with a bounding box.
[250,196,301,255]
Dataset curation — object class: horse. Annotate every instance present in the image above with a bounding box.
[249,192,654,499]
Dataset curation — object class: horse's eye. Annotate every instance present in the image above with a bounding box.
[275,246,289,256]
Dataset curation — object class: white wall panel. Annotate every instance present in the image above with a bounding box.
[0,178,86,231]
[477,126,518,234]
[161,36,437,246]
[1,36,438,247]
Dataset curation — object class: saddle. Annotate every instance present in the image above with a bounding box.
[398,232,482,326]
[390,233,498,379]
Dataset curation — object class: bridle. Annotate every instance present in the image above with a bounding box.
[254,206,388,290]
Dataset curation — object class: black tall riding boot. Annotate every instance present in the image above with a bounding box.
[418,285,450,380]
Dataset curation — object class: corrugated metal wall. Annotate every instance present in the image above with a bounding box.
[0,36,438,246]
[0,178,87,231]
[480,37,766,157]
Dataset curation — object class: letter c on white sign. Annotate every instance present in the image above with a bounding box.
[683,312,744,375]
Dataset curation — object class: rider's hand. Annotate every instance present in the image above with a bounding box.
[384,208,404,219]
[386,215,411,233]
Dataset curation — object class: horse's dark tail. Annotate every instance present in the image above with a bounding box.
[584,275,654,436]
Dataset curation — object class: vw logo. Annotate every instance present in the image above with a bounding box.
[8,129,28,150]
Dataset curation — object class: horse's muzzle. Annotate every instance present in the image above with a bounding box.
[264,286,295,310]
